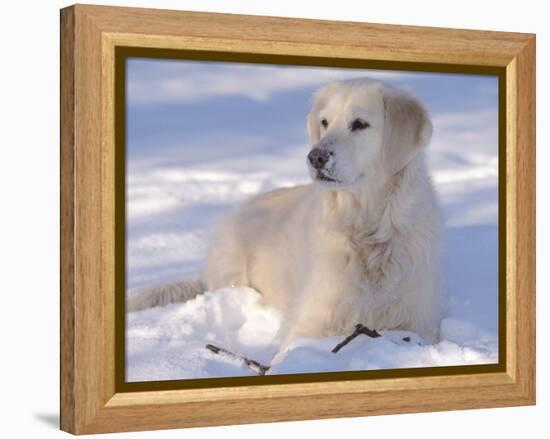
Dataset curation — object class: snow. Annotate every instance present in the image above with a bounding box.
[125,164,499,382]
[126,61,499,381]
[126,220,499,381]
[127,288,281,381]
[127,288,496,381]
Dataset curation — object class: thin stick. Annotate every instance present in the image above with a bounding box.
[331,323,381,353]
[205,344,271,376]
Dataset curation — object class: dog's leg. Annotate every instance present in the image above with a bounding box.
[127,279,204,312]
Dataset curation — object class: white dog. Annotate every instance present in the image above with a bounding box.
[128,78,443,348]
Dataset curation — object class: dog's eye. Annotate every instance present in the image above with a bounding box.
[350,118,370,131]
[321,118,329,128]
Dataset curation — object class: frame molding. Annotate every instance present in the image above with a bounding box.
[60,4,535,434]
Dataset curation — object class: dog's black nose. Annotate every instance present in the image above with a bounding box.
[308,148,331,170]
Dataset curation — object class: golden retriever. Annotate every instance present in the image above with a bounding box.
[128,78,443,349]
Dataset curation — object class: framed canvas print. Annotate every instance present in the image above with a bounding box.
[60,4,536,434]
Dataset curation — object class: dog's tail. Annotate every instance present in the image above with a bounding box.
[127,279,205,312]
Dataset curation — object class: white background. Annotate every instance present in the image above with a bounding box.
[0,0,546,437]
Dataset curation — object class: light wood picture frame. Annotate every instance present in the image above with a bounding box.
[60,4,536,434]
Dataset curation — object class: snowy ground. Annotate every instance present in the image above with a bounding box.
[125,61,499,382]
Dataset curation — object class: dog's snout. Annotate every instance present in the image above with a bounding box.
[308,148,331,170]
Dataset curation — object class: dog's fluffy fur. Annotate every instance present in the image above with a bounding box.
[128,79,443,348]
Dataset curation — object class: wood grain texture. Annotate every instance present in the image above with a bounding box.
[100,18,117,408]
[512,37,536,399]
[82,4,530,66]
[60,4,536,434]
[60,6,76,433]
[505,58,518,382]
[75,8,104,429]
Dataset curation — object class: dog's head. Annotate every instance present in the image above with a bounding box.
[306,79,432,188]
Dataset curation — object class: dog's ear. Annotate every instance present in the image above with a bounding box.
[382,89,432,175]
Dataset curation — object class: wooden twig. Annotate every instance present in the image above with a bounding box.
[331,323,381,353]
[206,324,412,375]
[205,344,271,376]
